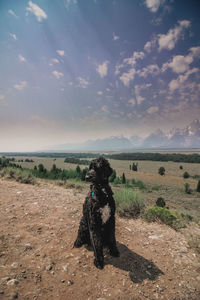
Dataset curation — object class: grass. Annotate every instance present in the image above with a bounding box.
[188,234,200,254]
[144,206,180,229]
[114,188,145,218]
[1,167,36,184]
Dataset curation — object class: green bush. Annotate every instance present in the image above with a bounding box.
[114,188,145,218]
[156,197,166,207]
[113,177,121,185]
[184,183,192,194]
[121,173,126,184]
[144,207,178,229]
[158,166,165,176]
[152,185,160,191]
[109,169,117,183]
[196,180,200,192]
[183,171,190,179]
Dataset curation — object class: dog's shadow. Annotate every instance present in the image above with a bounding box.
[104,242,164,283]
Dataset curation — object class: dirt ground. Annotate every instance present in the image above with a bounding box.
[0,179,200,300]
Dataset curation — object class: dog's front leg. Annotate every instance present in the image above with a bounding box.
[89,209,104,269]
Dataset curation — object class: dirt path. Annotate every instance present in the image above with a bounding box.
[0,179,199,300]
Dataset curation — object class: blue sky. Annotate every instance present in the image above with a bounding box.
[0,0,200,151]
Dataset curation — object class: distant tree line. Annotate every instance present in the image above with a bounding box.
[32,164,89,181]
[107,152,200,163]
[64,157,90,165]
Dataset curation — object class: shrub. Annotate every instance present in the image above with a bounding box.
[114,189,144,218]
[109,169,117,183]
[132,162,138,171]
[156,197,166,207]
[183,171,190,179]
[184,183,192,194]
[113,177,121,185]
[144,207,178,229]
[179,165,183,170]
[158,167,165,176]
[196,180,200,192]
[121,173,126,184]
[152,185,160,191]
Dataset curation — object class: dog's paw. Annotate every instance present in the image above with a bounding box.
[94,258,104,269]
[74,239,83,248]
[109,248,120,257]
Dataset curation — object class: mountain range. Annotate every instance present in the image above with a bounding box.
[46,119,200,151]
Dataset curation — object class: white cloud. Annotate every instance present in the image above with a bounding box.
[14,81,27,91]
[158,20,191,51]
[26,1,47,22]
[128,99,136,106]
[10,33,17,40]
[119,68,136,87]
[189,46,200,58]
[134,83,151,105]
[64,0,77,9]
[18,54,26,63]
[169,68,199,92]
[56,50,65,57]
[52,70,64,79]
[96,61,109,78]
[123,51,145,66]
[113,32,120,41]
[101,105,109,113]
[145,0,165,13]
[147,106,159,114]
[49,58,59,66]
[8,9,18,18]
[162,46,200,74]
[138,64,160,78]
[77,77,89,88]
[0,95,5,101]
[162,55,193,74]
[97,91,103,95]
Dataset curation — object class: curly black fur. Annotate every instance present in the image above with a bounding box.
[74,157,119,269]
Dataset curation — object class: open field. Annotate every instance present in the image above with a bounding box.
[5,154,200,222]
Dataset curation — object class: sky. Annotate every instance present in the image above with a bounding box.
[0,0,200,151]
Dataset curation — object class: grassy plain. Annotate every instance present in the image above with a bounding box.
[10,153,200,222]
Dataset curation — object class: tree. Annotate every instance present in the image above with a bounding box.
[109,169,117,183]
[158,167,165,176]
[51,164,57,173]
[121,173,126,184]
[184,183,192,194]
[81,167,89,181]
[196,180,200,192]
[156,197,166,208]
[132,162,138,171]
[76,165,81,174]
[183,171,190,179]
[38,164,45,173]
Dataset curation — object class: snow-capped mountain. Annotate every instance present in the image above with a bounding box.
[46,119,200,151]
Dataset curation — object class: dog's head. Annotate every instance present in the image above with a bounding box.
[85,157,113,184]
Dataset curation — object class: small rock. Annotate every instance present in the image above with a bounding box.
[7,279,19,286]
[67,280,74,286]
[46,265,53,271]
[10,292,18,299]
[24,243,32,251]
[0,291,4,295]
[96,298,106,300]
[2,277,11,282]
[11,262,19,268]
[61,279,65,283]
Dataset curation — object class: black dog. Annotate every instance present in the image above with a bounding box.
[74,157,120,269]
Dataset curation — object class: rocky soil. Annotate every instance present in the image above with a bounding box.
[0,179,200,300]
